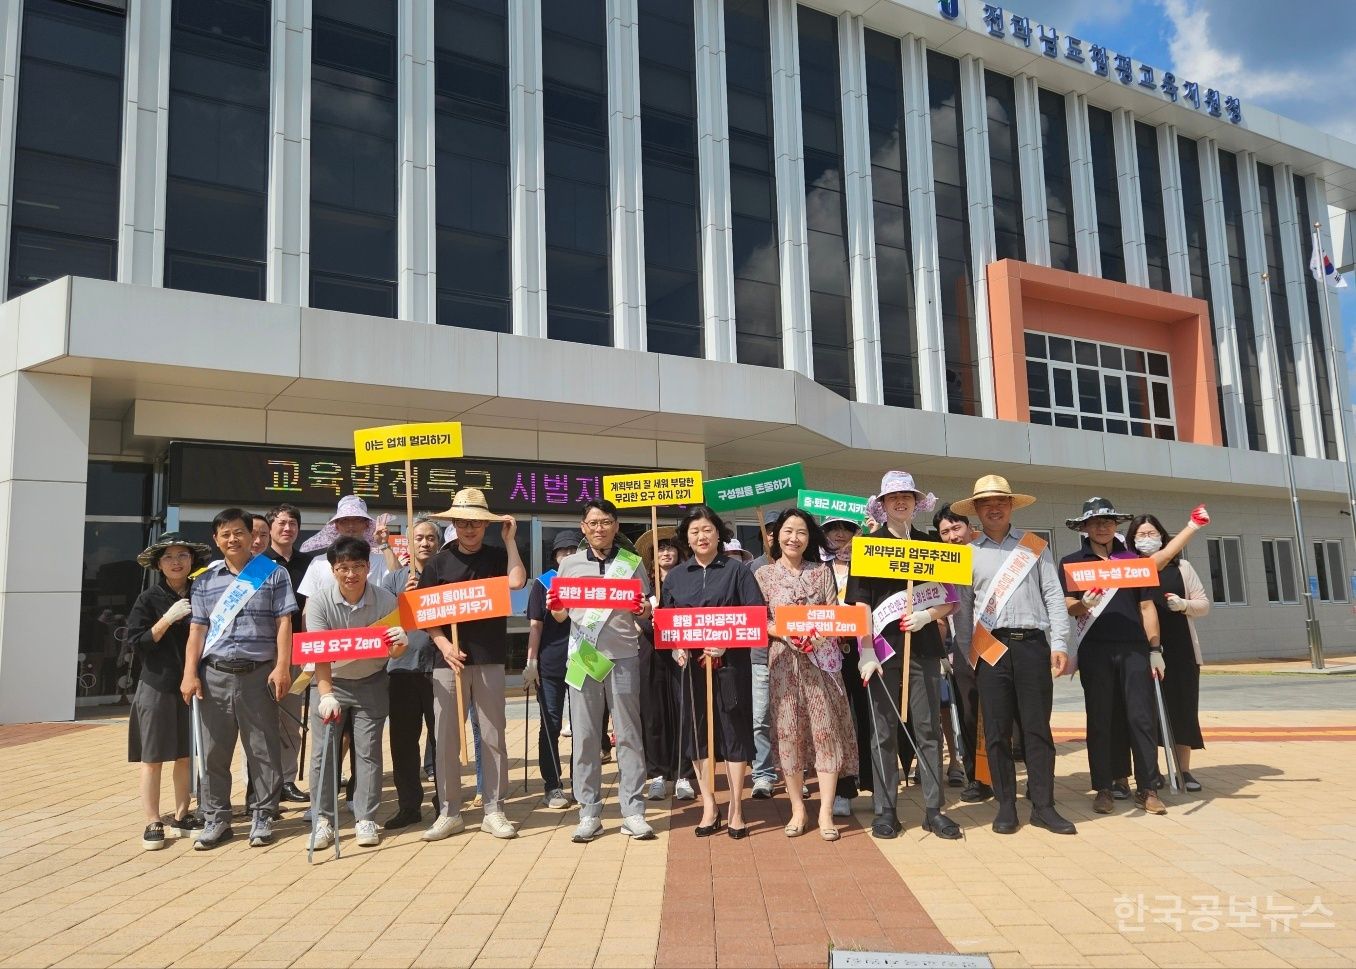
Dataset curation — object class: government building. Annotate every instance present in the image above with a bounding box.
[1,0,1354,722]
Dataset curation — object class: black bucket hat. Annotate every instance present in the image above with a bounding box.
[1064,497,1134,531]
[552,529,584,553]
[137,532,213,569]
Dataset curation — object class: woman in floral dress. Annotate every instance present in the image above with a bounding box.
[755,509,858,841]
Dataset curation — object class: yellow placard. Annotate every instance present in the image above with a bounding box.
[603,470,704,508]
[354,422,464,466]
[850,536,973,585]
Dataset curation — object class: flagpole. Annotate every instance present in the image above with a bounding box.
[1261,271,1324,669]
[1312,223,1356,580]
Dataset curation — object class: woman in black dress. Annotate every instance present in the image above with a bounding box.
[662,505,766,838]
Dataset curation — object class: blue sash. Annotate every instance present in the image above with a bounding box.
[202,555,280,658]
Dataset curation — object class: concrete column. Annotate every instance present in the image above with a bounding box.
[266,0,311,305]
[0,362,91,723]
[694,0,737,362]
[959,55,994,418]
[1309,175,1351,462]
[1158,124,1191,296]
[1274,162,1323,458]
[1197,137,1248,448]
[606,0,647,351]
[1013,73,1049,267]
[1112,108,1148,287]
[837,13,881,405]
[0,2,22,294]
[117,0,171,286]
[397,0,436,323]
[509,0,547,338]
[767,0,812,378]
[1237,151,1282,453]
[901,35,945,412]
[1065,92,1100,276]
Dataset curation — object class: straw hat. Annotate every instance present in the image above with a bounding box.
[949,474,1037,517]
[428,487,504,523]
[636,525,677,574]
[137,532,212,569]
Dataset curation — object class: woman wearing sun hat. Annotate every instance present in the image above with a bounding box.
[297,494,391,599]
[125,532,213,851]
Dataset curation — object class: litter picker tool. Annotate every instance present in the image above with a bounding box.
[307,718,342,863]
[1152,675,1182,794]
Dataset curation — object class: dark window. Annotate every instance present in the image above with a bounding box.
[435,0,510,333]
[1135,121,1168,291]
[639,0,702,357]
[929,51,977,414]
[1178,136,1226,446]
[1256,162,1302,455]
[797,7,853,399]
[164,0,271,301]
[309,0,398,317]
[543,0,611,346]
[1219,149,1266,450]
[1294,173,1338,459]
[866,30,917,408]
[1087,105,1124,283]
[8,0,125,298]
[985,71,1024,263]
[726,0,781,369]
[1038,89,1076,272]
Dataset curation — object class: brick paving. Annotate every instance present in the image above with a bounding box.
[0,699,1353,968]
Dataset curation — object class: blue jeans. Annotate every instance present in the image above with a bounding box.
[751,663,777,782]
[537,674,567,792]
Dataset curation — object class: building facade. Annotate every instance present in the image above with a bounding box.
[1,0,1355,722]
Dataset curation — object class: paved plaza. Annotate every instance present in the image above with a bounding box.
[0,668,1353,969]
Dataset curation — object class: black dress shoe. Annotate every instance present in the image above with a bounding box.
[871,816,900,840]
[960,781,992,803]
[1030,807,1077,835]
[384,808,422,830]
[923,812,962,840]
[281,782,310,803]
[695,813,723,837]
[992,803,1019,835]
[727,824,749,840]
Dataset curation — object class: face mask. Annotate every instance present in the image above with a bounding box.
[1135,536,1163,555]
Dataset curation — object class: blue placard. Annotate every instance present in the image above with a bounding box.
[1308,575,1320,599]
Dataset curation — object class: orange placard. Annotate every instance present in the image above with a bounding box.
[772,604,871,638]
[399,575,512,629]
[1062,558,1159,591]
[388,535,408,558]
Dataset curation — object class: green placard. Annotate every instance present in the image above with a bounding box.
[704,463,807,512]
[797,489,869,524]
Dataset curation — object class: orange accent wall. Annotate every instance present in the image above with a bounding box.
[987,259,1222,446]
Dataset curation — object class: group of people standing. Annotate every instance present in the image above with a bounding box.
[123,467,1211,853]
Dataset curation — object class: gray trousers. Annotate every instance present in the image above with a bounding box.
[432,665,508,815]
[278,689,304,784]
[310,671,389,824]
[570,653,644,821]
[199,663,282,826]
[865,654,942,818]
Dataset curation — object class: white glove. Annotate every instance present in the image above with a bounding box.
[522,658,539,690]
[1081,589,1105,610]
[1148,650,1166,679]
[902,609,933,634]
[162,599,192,624]
[318,692,342,723]
[1164,593,1188,613]
[858,647,882,683]
[385,626,408,651]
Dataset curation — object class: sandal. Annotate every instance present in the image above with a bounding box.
[820,827,840,842]
[784,820,805,838]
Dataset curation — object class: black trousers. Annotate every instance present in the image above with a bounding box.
[835,643,876,799]
[388,671,436,812]
[1079,639,1158,791]
[976,632,1057,809]
[947,642,980,783]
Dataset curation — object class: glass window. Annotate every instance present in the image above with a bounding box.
[1025,330,1174,438]
[435,0,511,332]
[1256,162,1302,455]
[1205,536,1246,604]
[1087,106,1124,283]
[309,0,397,316]
[1038,88,1076,273]
[1135,121,1169,292]
[8,0,126,299]
[797,7,853,400]
[1314,540,1348,602]
[1294,175,1338,459]
[985,71,1024,263]
[543,0,611,346]
[1261,538,1298,604]
[165,0,271,300]
[1218,150,1266,450]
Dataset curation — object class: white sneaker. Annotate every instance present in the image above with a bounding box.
[833,795,852,818]
[621,815,656,840]
[355,820,380,847]
[421,813,464,842]
[545,788,570,809]
[480,812,517,839]
[674,778,695,800]
[645,777,666,801]
[751,778,774,799]
[309,816,334,850]
[571,816,603,843]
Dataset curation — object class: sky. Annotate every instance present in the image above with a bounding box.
[1010,0,1356,405]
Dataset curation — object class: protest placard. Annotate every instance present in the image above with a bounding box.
[353,421,464,466]
[703,463,805,512]
[850,536,974,585]
[1062,558,1159,591]
[549,575,643,609]
[398,575,512,629]
[602,470,704,508]
[772,604,870,638]
[796,489,869,524]
[291,627,392,664]
[652,607,768,649]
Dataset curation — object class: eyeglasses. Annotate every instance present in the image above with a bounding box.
[332,563,369,576]
[451,519,486,530]
[582,518,615,530]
